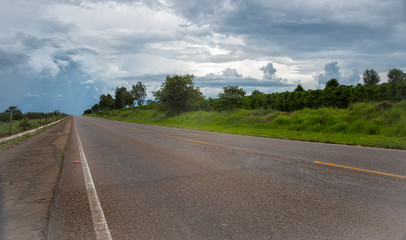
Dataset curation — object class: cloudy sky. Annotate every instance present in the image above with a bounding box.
[1,0,405,114]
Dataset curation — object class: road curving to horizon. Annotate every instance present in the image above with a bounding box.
[46,115,406,239]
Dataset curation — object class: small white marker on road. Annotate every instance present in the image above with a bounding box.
[75,123,113,240]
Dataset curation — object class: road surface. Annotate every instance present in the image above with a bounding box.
[46,116,406,239]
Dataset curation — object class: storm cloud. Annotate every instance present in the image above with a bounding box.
[0,0,405,114]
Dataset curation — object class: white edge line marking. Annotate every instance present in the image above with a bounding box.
[75,123,113,240]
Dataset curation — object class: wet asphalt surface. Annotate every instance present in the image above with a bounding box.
[46,116,406,239]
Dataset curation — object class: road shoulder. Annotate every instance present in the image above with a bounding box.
[0,117,72,240]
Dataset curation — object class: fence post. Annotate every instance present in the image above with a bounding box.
[9,111,13,135]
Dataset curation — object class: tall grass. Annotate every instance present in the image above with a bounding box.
[89,100,406,149]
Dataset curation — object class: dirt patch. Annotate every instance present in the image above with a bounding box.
[0,117,72,240]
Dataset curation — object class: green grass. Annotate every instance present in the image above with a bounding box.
[0,118,60,137]
[0,119,62,150]
[87,100,406,149]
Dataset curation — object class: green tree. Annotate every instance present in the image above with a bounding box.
[294,84,305,92]
[91,104,100,114]
[387,68,406,83]
[114,87,132,109]
[363,69,380,86]
[130,82,147,110]
[251,89,264,95]
[2,106,23,121]
[218,85,246,110]
[99,94,115,112]
[153,74,204,114]
[325,79,339,89]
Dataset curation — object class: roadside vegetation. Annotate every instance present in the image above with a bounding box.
[0,106,67,138]
[84,68,406,149]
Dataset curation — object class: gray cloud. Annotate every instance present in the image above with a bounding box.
[195,63,293,97]
[259,63,289,85]
[316,61,341,87]
[316,61,361,87]
[0,0,405,114]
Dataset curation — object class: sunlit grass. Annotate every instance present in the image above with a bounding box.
[88,100,406,149]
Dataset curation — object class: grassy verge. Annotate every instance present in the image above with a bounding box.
[87,100,406,150]
[0,119,65,150]
[0,118,61,138]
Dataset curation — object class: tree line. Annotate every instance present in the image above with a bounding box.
[1,106,67,135]
[84,82,147,114]
[0,106,66,123]
[85,68,406,115]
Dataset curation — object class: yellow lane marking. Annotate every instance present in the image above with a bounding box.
[129,128,209,145]
[129,128,149,133]
[314,161,406,179]
[163,134,210,145]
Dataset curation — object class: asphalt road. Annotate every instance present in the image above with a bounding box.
[47,116,406,240]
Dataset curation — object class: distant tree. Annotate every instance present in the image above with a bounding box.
[325,79,339,89]
[5,106,18,113]
[242,90,266,110]
[114,87,132,109]
[146,100,155,105]
[153,74,204,114]
[99,94,115,112]
[387,68,406,83]
[294,84,305,92]
[363,69,380,86]
[83,109,92,115]
[2,106,23,121]
[218,85,246,110]
[130,81,147,110]
[251,89,264,95]
[91,104,100,114]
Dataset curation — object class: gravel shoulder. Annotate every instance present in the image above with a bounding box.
[0,117,72,240]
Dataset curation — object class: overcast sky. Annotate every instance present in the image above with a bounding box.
[1,0,405,114]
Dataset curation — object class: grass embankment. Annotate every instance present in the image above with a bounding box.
[88,100,406,149]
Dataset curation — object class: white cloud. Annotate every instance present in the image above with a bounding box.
[28,48,60,77]
[0,0,405,114]
[81,79,95,84]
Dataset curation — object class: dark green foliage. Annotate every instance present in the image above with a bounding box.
[294,84,305,92]
[114,87,132,109]
[99,94,115,112]
[83,109,92,115]
[387,68,406,83]
[91,104,100,114]
[84,81,149,114]
[0,106,23,122]
[325,78,339,89]
[130,82,147,109]
[153,74,204,114]
[217,85,246,110]
[236,81,406,112]
[363,69,380,86]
